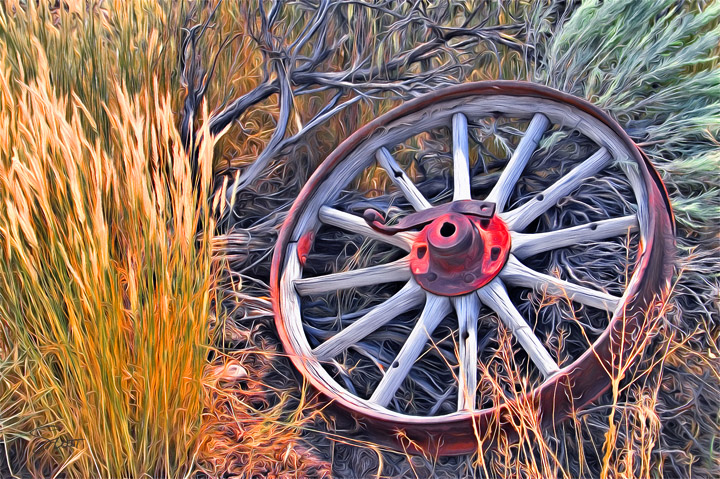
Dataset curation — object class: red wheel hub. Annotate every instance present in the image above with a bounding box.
[409,211,511,296]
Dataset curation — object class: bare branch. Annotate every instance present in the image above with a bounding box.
[186,0,531,199]
[225,63,293,195]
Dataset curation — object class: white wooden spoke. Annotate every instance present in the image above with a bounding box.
[451,294,481,411]
[452,113,472,201]
[313,280,425,361]
[500,255,621,312]
[476,278,560,378]
[294,257,412,295]
[485,113,549,212]
[511,215,638,259]
[503,147,613,230]
[376,147,432,211]
[318,205,416,251]
[370,294,452,407]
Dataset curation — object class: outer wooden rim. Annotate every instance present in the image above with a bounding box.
[270,81,675,455]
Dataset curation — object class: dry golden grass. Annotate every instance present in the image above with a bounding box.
[0,36,219,475]
[197,346,332,479]
[0,2,318,477]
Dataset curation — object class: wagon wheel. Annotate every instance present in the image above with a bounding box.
[270,81,674,455]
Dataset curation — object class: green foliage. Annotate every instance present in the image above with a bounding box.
[536,0,720,232]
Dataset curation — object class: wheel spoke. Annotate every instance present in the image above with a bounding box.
[485,113,549,212]
[500,255,621,312]
[451,294,481,411]
[313,280,425,361]
[376,147,432,211]
[503,147,613,230]
[318,205,416,251]
[511,215,638,259]
[369,293,452,407]
[476,278,560,378]
[294,257,411,295]
[453,113,472,201]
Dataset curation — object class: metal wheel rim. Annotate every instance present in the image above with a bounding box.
[270,81,675,455]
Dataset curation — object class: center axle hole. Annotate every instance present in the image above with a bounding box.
[440,222,456,237]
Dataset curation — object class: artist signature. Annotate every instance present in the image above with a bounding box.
[30,425,84,453]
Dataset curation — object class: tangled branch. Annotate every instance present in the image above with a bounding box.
[180,0,531,202]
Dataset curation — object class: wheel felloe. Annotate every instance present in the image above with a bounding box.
[271,81,675,455]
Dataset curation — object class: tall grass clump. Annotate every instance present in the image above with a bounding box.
[0,36,220,479]
[0,2,323,477]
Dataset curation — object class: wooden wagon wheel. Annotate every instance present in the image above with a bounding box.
[270,81,675,455]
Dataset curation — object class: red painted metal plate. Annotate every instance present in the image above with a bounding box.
[409,213,511,296]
